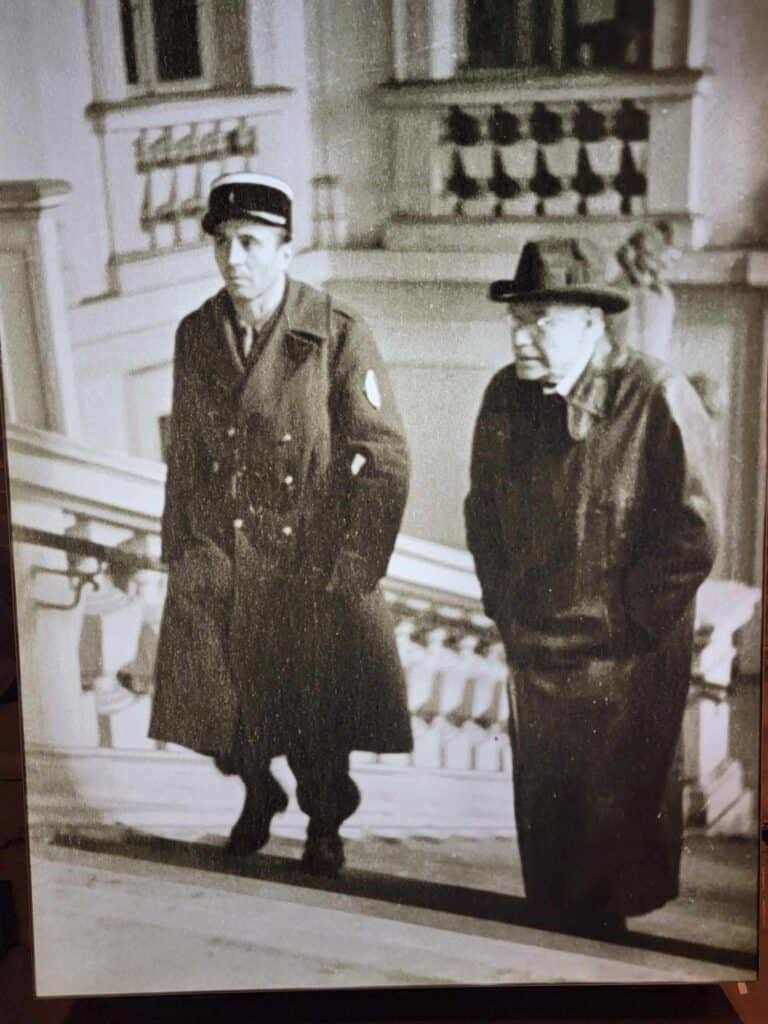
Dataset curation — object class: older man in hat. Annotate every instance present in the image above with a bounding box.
[150,172,412,874]
[465,239,719,935]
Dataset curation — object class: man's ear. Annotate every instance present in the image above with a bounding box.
[278,239,294,270]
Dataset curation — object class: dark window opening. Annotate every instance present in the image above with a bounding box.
[120,0,140,85]
[465,0,654,73]
[152,0,202,82]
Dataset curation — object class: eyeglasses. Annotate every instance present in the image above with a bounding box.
[506,313,556,331]
[506,310,587,331]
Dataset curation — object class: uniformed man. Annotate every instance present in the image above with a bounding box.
[150,172,412,874]
[465,239,719,935]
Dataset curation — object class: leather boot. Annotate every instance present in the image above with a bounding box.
[301,833,345,876]
[225,776,288,856]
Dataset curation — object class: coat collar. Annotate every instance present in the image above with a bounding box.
[211,289,250,380]
[206,278,329,389]
[235,277,330,417]
[279,277,329,365]
[562,334,625,441]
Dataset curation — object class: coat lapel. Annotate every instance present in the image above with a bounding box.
[238,278,328,419]
[205,290,249,396]
[564,336,624,441]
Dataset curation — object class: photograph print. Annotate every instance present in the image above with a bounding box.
[0,0,765,997]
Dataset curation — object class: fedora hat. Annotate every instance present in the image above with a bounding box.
[489,238,629,314]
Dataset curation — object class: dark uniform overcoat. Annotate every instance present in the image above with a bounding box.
[465,337,719,918]
[150,279,413,763]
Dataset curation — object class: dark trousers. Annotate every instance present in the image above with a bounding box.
[248,749,360,837]
[217,721,361,837]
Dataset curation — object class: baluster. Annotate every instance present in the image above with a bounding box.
[134,128,151,172]
[15,511,99,747]
[408,627,454,768]
[68,519,145,748]
[181,159,205,222]
[473,643,510,772]
[140,172,157,252]
[175,122,198,164]
[681,580,761,834]
[395,617,421,672]
[440,634,483,771]
[149,126,172,167]
[311,175,348,249]
[114,533,164,701]
[152,164,181,249]
[213,120,229,173]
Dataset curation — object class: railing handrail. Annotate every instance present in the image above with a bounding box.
[12,525,163,575]
[10,522,499,638]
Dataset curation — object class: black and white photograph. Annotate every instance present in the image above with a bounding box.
[0,0,765,997]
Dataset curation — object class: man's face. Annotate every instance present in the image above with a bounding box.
[508,303,599,384]
[213,219,292,302]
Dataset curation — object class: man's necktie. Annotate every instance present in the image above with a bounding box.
[240,325,254,362]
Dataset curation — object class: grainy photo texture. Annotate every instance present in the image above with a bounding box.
[0,0,764,996]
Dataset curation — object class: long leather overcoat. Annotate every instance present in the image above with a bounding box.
[150,279,413,761]
[465,336,719,917]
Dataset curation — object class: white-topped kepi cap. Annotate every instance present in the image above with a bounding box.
[202,172,294,237]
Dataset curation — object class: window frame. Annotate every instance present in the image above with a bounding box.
[121,0,214,97]
[460,0,656,78]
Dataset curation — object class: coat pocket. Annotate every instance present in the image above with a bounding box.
[168,539,233,608]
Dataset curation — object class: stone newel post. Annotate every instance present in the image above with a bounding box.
[1,180,96,748]
[0,180,81,438]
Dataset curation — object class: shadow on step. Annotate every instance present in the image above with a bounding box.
[49,827,756,973]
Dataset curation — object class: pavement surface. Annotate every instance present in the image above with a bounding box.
[25,826,758,997]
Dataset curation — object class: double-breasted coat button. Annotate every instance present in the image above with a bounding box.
[280,432,292,443]
[226,426,236,437]
[281,525,293,537]
[212,460,220,473]
[283,475,294,486]
[233,518,244,529]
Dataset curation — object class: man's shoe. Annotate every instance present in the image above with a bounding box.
[225,786,289,857]
[301,833,345,876]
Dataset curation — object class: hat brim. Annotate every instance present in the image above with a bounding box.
[202,207,289,235]
[489,282,629,314]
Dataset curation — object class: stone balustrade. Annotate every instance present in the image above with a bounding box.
[6,424,761,836]
[134,115,257,250]
[379,69,711,251]
[86,89,294,287]
[430,98,650,220]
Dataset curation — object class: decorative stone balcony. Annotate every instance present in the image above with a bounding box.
[86,89,294,291]
[379,70,710,252]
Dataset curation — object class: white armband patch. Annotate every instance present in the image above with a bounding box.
[364,368,382,409]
